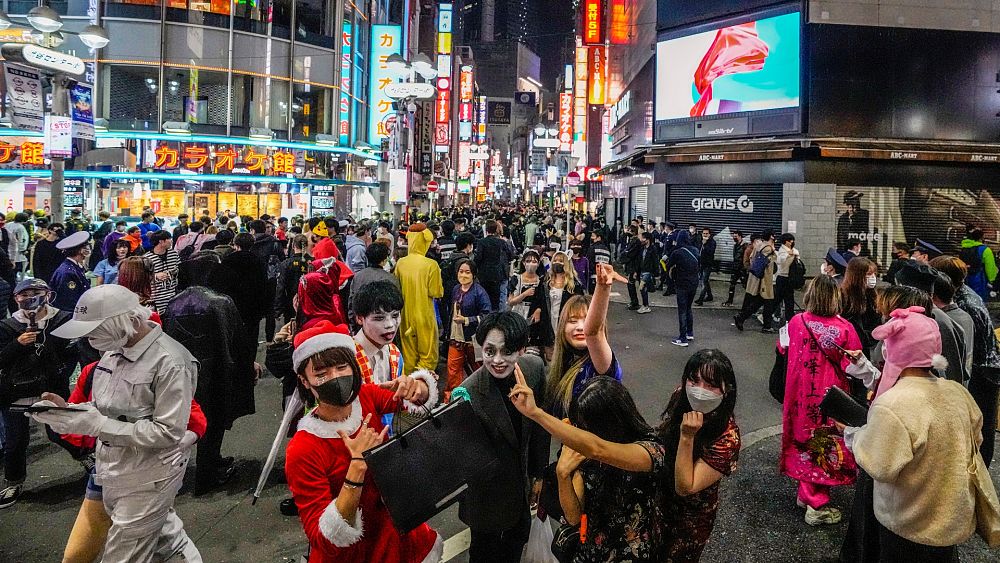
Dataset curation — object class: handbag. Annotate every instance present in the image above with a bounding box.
[550,522,581,563]
[362,397,500,533]
[969,427,1000,547]
[768,347,787,403]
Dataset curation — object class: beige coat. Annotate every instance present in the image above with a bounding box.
[745,244,776,300]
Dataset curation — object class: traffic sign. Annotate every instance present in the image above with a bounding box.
[427,180,439,192]
[566,171,581,186]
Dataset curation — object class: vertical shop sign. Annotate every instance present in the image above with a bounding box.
[68,82,95,140]
[186,67,199,123]
[368,24,402,143]
[574,47,588,142]
[435,4,454,152]
[559,92,573,152]
[583,0,603,45]
[419,100,433,174]
[339,22,353,146]
[609,0,628,44]
[587,46,607,105]
[476,95,487,142]
[4,65,43,132]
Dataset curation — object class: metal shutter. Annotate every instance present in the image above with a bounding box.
[667,185,784,271]
[630,185,648,221]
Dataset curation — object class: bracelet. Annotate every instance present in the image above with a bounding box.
[343,478,364,488]
[350,457,366,462]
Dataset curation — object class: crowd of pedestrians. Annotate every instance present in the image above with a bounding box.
[0,202,997,563]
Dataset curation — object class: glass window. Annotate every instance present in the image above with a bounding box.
[162,68,230,128]
[295,0,333,48]
[246,76,290,135]
[104,0,162,20]
[107,65,160,128]
[291,83,331,140]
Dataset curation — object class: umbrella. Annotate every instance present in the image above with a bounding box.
[252,389,306,505]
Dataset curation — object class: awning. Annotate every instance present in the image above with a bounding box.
[597,148,649,176]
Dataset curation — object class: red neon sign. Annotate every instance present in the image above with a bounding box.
[583,0,603,45]
[559,92,573,152]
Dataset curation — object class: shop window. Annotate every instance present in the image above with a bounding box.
[295,0,333,48]
[291,83,331,141]
[247,76,290,134]
[162,68,230,127]
[108,65,160,127]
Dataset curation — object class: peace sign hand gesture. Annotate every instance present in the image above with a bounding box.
[508,363,541,419]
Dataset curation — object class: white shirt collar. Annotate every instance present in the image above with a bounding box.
[354,329,383,360]
[13,306,58,326]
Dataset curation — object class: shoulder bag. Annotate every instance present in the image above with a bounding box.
[970,425,1000,547]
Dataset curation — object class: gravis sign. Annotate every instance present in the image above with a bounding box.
[691,195,754,214]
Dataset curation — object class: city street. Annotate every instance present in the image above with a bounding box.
[2,300,998,562]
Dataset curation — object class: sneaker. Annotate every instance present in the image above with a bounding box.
[671,338,689,347]
[761,327,777,334]
[755,313,764,325]
[796,498,807,509]
[627,304,640,311]
[637,306,652,314]
[721,301,733,307]
[0,483,23,509]
[686,335,695,341]
[694,300,704,306]
[805,505,842,526]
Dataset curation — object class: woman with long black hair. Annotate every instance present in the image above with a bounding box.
[510,348,741,562]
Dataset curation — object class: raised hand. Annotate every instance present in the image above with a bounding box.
[680,411,704,438]
[508,363,540,418]
[378,375,425,402]
[338,413,389,457]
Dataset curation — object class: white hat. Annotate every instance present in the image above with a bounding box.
[291,320,356,373]
[56,231,92,250]
[51,284,141,339]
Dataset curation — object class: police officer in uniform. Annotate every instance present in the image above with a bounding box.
[33,284,203,562]
[50,231,92,311]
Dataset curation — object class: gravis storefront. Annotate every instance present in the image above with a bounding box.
[0,131,382,220]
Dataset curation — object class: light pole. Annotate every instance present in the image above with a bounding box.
[384,52,437,221]
[0,8,110,221]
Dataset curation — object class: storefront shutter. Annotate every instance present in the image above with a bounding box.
[630,185,647,221]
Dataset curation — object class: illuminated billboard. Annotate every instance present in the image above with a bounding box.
[655,11,800,120]
[368,25,402,143]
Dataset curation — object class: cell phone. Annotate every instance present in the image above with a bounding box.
[7,405,87,413]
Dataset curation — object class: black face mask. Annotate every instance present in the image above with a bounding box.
[551,263,565,274]
[313,374,360,406]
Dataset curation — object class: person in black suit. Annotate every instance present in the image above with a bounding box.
[473,220,516,310]
[458,311,550,563]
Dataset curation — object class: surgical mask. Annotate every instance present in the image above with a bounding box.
[866,275,877,289]
[686,384,724,414]
[689,228,696,235]
[313,374,359,406]
[551,263,565,274]
[17,294,46,312]
[524,262,538,273]
[457,271,474,285]
[116,225,126,232]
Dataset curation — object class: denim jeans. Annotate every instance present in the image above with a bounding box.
[676,288,696,339]
[2,406,87,483]
[640,273,653,306]
[497,278,509,312]
[697,267,714,302]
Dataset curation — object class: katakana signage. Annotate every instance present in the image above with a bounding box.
[150,143,299,175]
[368,25,402,144]
[0,141,45,167]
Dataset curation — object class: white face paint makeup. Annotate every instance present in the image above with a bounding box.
[360,309,401,347]
[482,329,521,379]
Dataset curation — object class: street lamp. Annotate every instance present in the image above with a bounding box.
[383,53,438,217]
[0,11,111,221]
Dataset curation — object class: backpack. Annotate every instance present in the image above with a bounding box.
[788,256,807,290]
[749,249,770,279]
[178,233,201,261]
[960,245,986,277]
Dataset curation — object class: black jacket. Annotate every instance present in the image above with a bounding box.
[731,240,749,272]
[473,235,515,285]
[162,287,254,426]
[0,310,77,404]
[621,239,644,274]
[638,244,661,276]
[275,252,310,316]
[250,233,286,280]
[669,239,701,292]
[209,250,269,327]
[459,355,550,531]
[700,238,717,269]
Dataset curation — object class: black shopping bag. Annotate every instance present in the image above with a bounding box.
[363,398,499,533]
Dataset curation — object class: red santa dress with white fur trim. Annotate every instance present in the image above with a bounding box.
[286,381,442,563]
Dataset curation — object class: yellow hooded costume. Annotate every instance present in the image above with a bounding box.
[394,224,444,372]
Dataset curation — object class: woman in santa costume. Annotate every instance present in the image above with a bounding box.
[285,321,443,563]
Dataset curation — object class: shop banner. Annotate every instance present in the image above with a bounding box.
[369,25,402,144]
[487,101,511,125]
[834,186,1000,271]
[4,64,44,132]
[310,188,336,215]
[68,82,95,140]
[339,22,353,146]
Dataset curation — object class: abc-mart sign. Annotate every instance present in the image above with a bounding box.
[2,44,85,76]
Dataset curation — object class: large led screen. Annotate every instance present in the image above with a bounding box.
[655,11,800,121]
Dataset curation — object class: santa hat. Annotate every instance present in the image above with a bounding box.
[292,320,355,373]
[872,306,947,397]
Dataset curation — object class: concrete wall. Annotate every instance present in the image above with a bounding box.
[782,183,837,270]
[809,0,1000,33]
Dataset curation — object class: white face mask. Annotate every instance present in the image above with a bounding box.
[482,329,520,379]
[686,383,724,414]
[87,319,133,352]
[866,275,877,289]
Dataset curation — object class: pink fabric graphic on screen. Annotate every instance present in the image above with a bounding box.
[690,23,770,117]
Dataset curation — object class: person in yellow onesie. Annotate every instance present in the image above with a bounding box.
[394,223,444,372]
